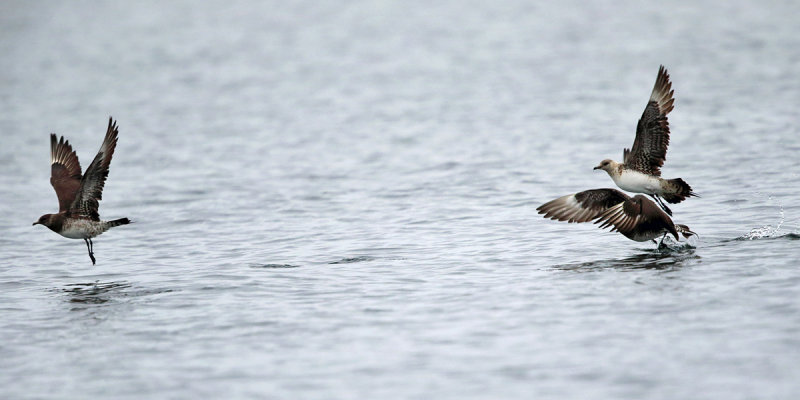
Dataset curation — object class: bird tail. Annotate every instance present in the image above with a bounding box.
[106,217,131,228]
[674,224,697,239]
[662,178,697,204]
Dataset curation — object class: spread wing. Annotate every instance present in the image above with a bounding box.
[50,134,83,212]
[595,195,645,234]
[623,65,674,176]
[68,117,119,220]
[537,189,630,223]
[595,194,678,240]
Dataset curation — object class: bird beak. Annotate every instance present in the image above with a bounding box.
[593,165,601,170]
[32,221,39,226]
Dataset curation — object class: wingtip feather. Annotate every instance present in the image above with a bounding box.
[650,65,674,114]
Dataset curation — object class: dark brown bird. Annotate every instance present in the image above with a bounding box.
[593,65,696,216]
[33,117,130,265]
[537,188,695,246]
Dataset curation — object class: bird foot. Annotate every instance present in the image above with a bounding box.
[650,195,673,216]
[89,252,96,265]
[656,233,669,249]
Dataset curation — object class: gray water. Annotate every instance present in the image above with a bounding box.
[1,1,799,399]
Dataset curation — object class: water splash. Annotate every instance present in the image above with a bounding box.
[741,225,779,240]
[657,236,697,252]
[738,194,786,240]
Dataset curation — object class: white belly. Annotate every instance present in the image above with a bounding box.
[59,220,106,239]
[613,171,661,194]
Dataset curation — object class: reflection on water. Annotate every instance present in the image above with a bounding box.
[328,256,375,264]
[1,0,799,398]
[62,281,132,304]
[249,263,300,269]
[552,247,700,271]
[60,281,174,307]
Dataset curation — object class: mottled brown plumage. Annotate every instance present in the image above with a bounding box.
[70,118,119,220]
[594,65,696,215]
[34,117,130,265]
[623,65,674,176]
[537,188,695,244]
[50,135,82,212]
[595,193,679,241]
[538,189,628,223]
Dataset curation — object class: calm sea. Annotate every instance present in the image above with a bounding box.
[1,1,799,399]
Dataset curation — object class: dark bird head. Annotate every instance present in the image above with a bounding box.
[33,214,53,227]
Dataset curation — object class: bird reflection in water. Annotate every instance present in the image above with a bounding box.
[62,281,132,304]
[553,246,699,271]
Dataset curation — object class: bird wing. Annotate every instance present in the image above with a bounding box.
[68,118,119,220]
[623,65,674,176]
[537,188,630,223]
[50,134,83,212]
[595,196,644,234]
[595,194,678,240]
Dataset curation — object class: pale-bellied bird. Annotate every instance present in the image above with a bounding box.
[33,117,130,265]
[593,65,696,216]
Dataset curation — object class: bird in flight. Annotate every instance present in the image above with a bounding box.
[593,65,696,216]
[537,188,695,246]
[33,117,130,265]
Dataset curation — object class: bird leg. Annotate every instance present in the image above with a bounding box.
[84,238,96,265]
[650,194,673,216]
[657,232,668,249]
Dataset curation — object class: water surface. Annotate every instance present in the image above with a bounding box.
[1,1,799,399]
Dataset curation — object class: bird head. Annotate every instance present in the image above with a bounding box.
[33,214,52,227]
[593,159,617,173]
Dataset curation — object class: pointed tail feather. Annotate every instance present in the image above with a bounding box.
[675,224,696,239]
[662,178,697,204]
[107,217,131,228]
